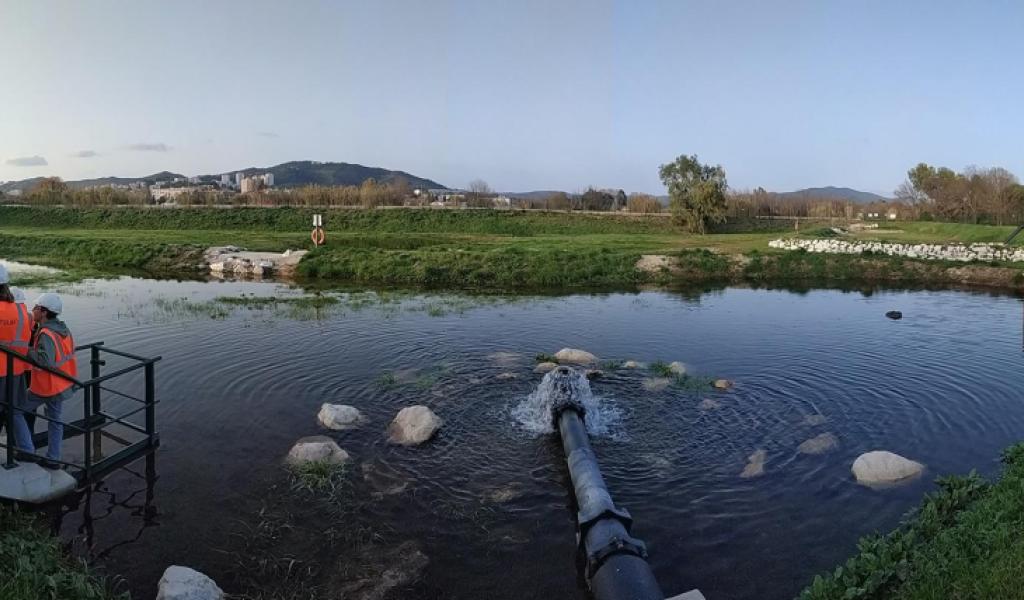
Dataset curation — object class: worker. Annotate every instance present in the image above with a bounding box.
[13,293,77,469]
[0,269,33,445]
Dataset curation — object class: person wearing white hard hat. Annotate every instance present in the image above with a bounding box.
[12,292,77,469]
[0,266,34,448]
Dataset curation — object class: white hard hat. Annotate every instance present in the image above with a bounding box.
[0,264,8,285]
[11,287,26,304]
[34,292,62,314]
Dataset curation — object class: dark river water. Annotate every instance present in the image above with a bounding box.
[10,273,1024,600]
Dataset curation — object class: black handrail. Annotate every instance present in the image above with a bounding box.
[0,340,161,488]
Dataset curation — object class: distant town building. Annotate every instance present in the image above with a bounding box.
[189,176,200,184]
[151,186,213,201]
[220,174,231,186]
[240,173,275,194]
[235,172,243,187]
[263,173,274,187]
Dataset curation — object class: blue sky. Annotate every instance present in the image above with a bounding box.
[2,0,1022,195]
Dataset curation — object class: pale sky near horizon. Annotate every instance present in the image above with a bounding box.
[2,0,1022,195]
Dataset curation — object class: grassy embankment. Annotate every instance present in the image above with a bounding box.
[0,206,1022,289]
[0,507,121,600]
[800,443,1024,600]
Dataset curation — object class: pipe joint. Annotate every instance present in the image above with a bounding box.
[586,533,650,578]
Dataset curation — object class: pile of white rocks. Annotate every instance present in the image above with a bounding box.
[205,246,308,278]
[768,238,1024,263]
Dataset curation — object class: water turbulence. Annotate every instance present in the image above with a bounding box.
[512,366,620,436]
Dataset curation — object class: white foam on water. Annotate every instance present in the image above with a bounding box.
[511,368,622,437]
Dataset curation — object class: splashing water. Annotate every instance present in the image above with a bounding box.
[512,367,621,436]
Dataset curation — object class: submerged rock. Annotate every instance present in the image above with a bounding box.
[642,377,672,392]
[485,483,525,504]
[286,436,350,466]
[798,432,839,455]
[802,414,829,426]
[533,362,558,374]
[553,348,598,364]
[317,404,366,430]
[852,451,924,486]
[156,566,224,600]
[495,372,519,380]
[334,541,429,600]
[713,379,733,390]
[585,369,604,380]
[698,398,721,411]
[362,461,412,497]
[885,311,903,320]
[623,360,642,369]
[387,406,443,445]
[740,449,767,478]
[669,361,687,375]
[488,351,522,367]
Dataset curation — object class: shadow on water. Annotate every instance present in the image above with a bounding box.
[9,274,1024,599]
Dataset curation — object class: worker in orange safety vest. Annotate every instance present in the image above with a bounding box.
[0,267,33,444]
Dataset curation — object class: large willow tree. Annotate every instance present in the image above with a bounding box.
[658,154,728,234]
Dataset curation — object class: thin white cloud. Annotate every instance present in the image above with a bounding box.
[73,150,99,158]
[5,155,48,167]
[128,143,170,152]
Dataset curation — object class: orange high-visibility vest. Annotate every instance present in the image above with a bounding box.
[0,301,32,376]
[29,327,77,396]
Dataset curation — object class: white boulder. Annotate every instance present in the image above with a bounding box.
[317,404,365,430]
[285,436,350,466]
[156,566,224,600]
[623,360,642,369]
[533,362,558,374]
[553,348,598,364]
[852,451,925,486]
[668,361,687,375]
[387,406,443,446]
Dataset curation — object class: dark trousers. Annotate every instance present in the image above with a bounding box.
[0,373,35,442]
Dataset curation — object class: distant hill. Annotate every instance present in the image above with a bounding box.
[222,161,444,190]
[774,186,887,203]
[1,161,445,194]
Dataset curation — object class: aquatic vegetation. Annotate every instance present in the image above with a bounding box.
[153,297,231,320]
[0,506,125,600]
[799,446,1024,599]
[376,371,397,388]
[535,353,558,363]
[648,361,674,377]
[288,460,349,495]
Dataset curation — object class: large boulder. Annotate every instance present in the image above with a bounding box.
[387,406,443,446]
[852,451,925,486]
[553,348,598,365]
[286,436,350,466]
[156,566,224,600]
[713,379,733,390]
[533,362,558,374]
[318,404,366,430]
[798,432,839,455]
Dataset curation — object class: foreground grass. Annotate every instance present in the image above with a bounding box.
[800,443,1024,600]
[0,506,123,600]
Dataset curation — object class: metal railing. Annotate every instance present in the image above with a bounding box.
[1,341,160,485]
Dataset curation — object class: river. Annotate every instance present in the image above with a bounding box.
[9,272,1024,599]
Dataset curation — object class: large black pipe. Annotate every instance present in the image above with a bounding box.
[549,366,664,600]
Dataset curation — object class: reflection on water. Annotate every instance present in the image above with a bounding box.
[9,275,1024,599]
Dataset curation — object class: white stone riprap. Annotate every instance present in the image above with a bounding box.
[286,436,350,466]
[156,566,224,600]
[553,348,598,364]
[852,451,925,486]
[769,238,1024,263]
[387,406,443,445]
[204,246,307,278]
[317,404,366,430]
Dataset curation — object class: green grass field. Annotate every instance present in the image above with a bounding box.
[0,207,1022,289]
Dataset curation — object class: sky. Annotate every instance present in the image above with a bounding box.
[2,0,1023,195]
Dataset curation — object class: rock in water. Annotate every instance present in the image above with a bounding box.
[740,449,767,478]
[698,398,721,411]
[585,369,604,380]
[885,311,903,320]
[318,404,365,430]
[669,361,687,375]
[713,379,733,390]
[156,566,224,600]
[534,362,558,374]
[642,377,672,392]
[802,414,828,426]
[798,432,839,454]
[286,436,350,466]
[553,348,598,364]
[852,451,924,486]
[335,541,429,600]
[387,406,443,445]
[623,360,642,369]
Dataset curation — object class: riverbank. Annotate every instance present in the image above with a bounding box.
[0,507,119,600]
[800,443,1024,600]
[1,206,1022,290]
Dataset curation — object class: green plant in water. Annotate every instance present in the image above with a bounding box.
[288,460,349,495]
[535,353,558,363]
[649,361,674,377]
[376,371,397,388]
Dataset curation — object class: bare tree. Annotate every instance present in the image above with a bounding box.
[466,179,493,208]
